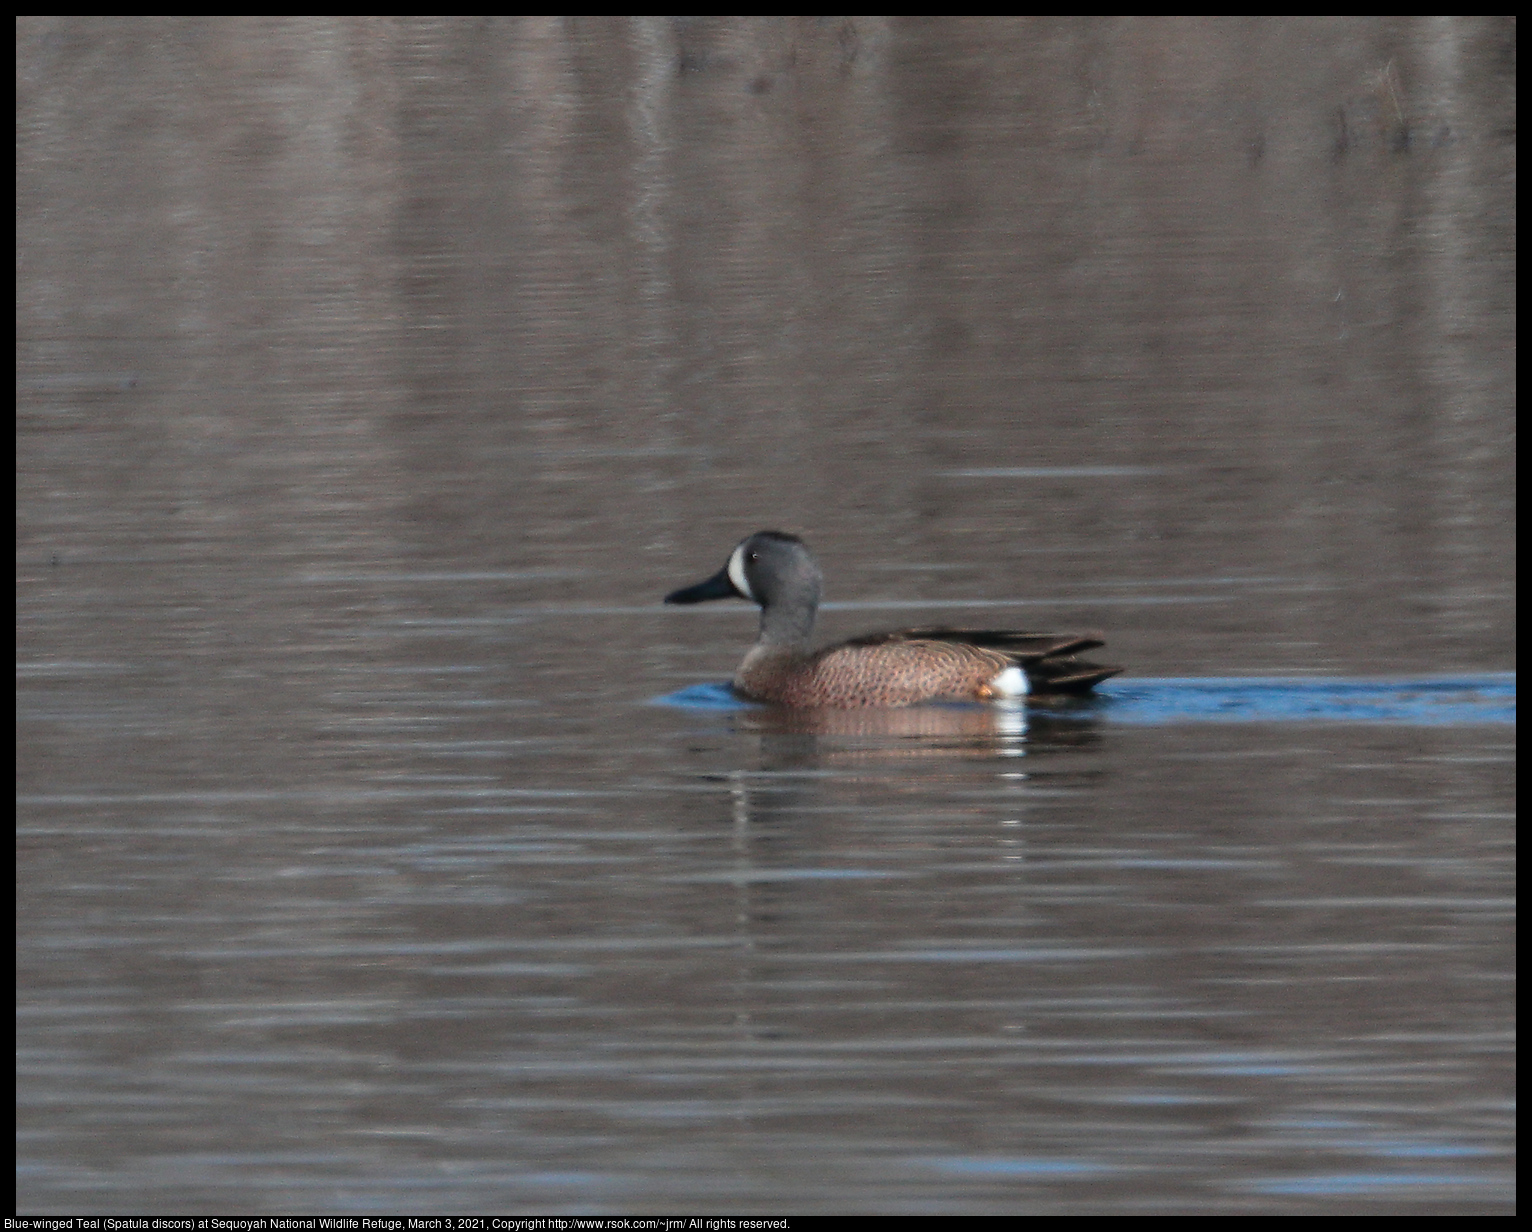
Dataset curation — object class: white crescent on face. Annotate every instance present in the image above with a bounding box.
[727,543,755,601]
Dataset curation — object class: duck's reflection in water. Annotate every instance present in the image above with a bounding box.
[680,701,1111,1063]
[730,700,1105,772]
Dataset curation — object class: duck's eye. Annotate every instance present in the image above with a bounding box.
[749,552,759,561]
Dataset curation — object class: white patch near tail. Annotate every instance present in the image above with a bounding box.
[727,544,754,600]
[991,665,1029,698]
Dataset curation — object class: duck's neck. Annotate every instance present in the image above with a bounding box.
[756,597,817,652]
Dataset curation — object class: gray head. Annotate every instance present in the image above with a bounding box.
[665,530,824,646]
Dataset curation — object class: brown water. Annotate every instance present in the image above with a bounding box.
[17,17,1514,1215]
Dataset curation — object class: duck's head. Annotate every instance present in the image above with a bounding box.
[665,530,823,617]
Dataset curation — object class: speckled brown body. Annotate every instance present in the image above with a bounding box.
[733,628,1116,708]
[736,640,1013,708]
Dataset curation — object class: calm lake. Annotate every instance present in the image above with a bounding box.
[18,16,1514,1215]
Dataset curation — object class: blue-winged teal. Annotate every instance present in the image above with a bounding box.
[665,531,1121,708]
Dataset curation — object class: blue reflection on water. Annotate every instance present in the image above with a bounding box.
[652,675,1514,725]
[1095,675,1514,724]
[1242,1172,1495,1195]
[916,1155,1119,1176]
[656,682,758,710]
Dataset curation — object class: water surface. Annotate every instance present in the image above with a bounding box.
[18,16,1514,1216]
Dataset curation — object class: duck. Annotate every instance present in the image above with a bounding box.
[664,530,1121,708]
